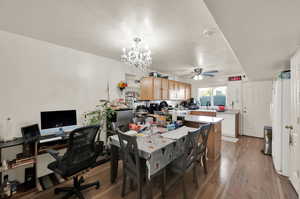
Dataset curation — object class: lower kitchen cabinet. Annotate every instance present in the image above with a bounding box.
[216,112,240,138]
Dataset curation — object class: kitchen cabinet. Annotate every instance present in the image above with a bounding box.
[216,112,240,138]
[140,77,191,100]
[168,80,177,100]
[184,83,191,100]
[178,82,185,100]
[140,77,153,100]
[153,77,162,100]
[188,110,240,138]
[169,81,189,100]
[161,78,169,99]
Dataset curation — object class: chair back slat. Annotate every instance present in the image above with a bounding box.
[198,123,212,154]
[117,129,141,179]
[180,128,202,170]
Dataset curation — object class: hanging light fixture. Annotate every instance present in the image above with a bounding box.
[120,37,152,71]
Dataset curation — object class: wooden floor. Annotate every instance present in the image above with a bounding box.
[22,136,298,199]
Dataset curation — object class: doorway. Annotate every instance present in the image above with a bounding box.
[242,81,272,137]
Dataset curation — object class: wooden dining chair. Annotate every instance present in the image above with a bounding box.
[196,123,212,174]
[117,129,143,199]
[117,129,166,199]
[169,128,202,199]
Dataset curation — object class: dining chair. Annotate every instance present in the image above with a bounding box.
[169,128,202,199]
[117,129,166,199]
[116,129,143,199]
[196,123,212,174]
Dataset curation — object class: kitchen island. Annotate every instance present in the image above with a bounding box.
[170,109,240,138]
[184,115,223,160]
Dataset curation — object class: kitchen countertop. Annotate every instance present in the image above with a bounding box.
[216,109,240,114]
[169,109,239,115]
[184,115,223,124]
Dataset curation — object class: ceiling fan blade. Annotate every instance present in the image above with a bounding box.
[203,70,219,74]
[201,73,215,77]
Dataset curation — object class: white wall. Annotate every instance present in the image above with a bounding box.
[190,77,273,136]
[189,77,243,109]
[0,30,143,140]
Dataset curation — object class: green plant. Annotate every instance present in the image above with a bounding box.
[84,100,115,127]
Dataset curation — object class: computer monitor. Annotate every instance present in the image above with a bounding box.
[111,109,134,131]
[21,124,40,144]
[40,110,77,135]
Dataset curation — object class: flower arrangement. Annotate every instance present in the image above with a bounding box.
[117,81,128,91]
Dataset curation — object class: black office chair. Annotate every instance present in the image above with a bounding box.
[47,125,102,199]
[169,128,202,199]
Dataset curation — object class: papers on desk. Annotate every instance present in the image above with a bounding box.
[161,126,198,140]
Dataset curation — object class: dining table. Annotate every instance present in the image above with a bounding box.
[109,125,200,199]
[108,126,198,187]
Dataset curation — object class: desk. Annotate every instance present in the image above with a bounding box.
[0,134,69,191]
[0,137,38,197]
[0,138,27,185]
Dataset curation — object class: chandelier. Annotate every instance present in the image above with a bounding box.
[121,37,152,71]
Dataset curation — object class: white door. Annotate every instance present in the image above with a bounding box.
[272,80,283,173]
[289,51,300,193]
[282,80,291,176]
[242,81,272,137]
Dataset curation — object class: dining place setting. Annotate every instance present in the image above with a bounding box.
[109,121,212,199]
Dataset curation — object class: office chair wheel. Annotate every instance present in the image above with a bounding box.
[79,176,85,184]
[54,188,60,195]
[96,182,100,189]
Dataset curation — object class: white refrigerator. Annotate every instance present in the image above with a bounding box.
[271,79,290,176]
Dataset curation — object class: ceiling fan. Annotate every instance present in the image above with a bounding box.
[190,68,218,80]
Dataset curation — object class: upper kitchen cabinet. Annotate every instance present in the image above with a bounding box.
[140,77,154,100]
[140,77,169,100]
[153,77,162,100]
[140,77,191,100]
[178,82,186,99]
[161,78,169,99]
[169,80,177,100]
[169,80,191,100]
[185,83,191,99]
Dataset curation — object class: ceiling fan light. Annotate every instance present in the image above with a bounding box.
[193,75,203,80]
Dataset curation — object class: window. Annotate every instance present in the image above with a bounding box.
[199,88,213,106]
[198,86,227,106]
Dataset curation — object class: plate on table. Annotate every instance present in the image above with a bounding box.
[125,130,138,136]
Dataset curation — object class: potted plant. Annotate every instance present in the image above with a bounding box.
[83,100,115,143]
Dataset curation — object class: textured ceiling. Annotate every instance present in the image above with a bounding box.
[0,0,244,79]
[204,0,300,80]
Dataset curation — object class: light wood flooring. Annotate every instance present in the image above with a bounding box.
[20,136,298,199]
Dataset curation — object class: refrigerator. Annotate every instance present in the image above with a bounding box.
[271,79,290,176]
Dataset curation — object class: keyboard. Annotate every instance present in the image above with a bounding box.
[39,135,62,143]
